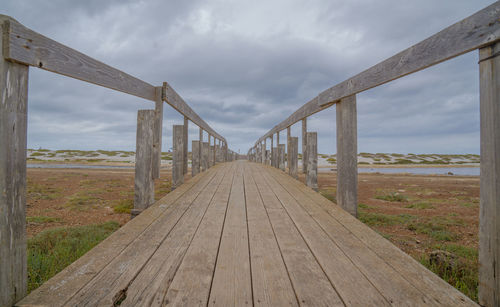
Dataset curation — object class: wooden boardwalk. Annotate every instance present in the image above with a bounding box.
[18,161,476,306]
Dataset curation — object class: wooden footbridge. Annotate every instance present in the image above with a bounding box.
[2,2,500,306]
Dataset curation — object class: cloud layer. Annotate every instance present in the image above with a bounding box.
[3,0,494,154]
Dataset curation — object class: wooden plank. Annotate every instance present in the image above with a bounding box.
[17,165,219,306]
[158,163,235,306]
[336,95,358,216]
[172,125,184,188]
[243,165,299,306]
[302,118,307,174]
[208,162,253,306]
[266,165,477,306]
[0,27,28,306]
[255,2,500,143]
[306,132,318,191]
[133,110,155,215]
[1,17,156,102]
[479,41,500,306]
[64,165,228,306]
[162,82,225,142]
[259,168,391,306]
[263,167,440,306]
[113,164,231,306]
[250,166,344,306]
[152,88,163,180]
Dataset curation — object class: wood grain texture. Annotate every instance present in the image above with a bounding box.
[134,110,155,211]
[160,164,234,306]
[243,165,298,306]
[0,37,29,307]
[254,2,500,145]
[2,17,156,102]
[288,137,298,179]
[172,125,184,188]
[301,118,307,174]
[278,144,285,171]
[336,96,358,217]
[152,88,163,180]
[192,140,200,177]
[306,132,318,191]
[183,116,188,175]
[208,163,252,306]
[202,142,209,172]
[163,82,225,142]
[479,42,500,307]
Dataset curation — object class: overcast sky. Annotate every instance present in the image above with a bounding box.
[2,0,495,154]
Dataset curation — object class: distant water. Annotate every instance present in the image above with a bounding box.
[27,164,133,169]
[319,167,479,176]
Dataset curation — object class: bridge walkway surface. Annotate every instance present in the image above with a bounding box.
[17,161,476,306]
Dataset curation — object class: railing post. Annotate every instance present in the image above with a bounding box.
[183,116,188,174]
[0,36,29,306]
[479,42,500,307]
[272,147,278,168]
[152,88,163,179]
[278,144,286,171]
[202,142,209,171]
[263,139,266,164]
[289,137,298,179]
[271,135,274,166]
[192,140,200,177]
[302,118,307,174]
[336,95,358,217]
[132,110,155,218]
[212,138,216,166]
[208,134,212,168]
[172,125,184,189]
[287,126,291,170]
[199,127,203,166]
[306,132,318,191]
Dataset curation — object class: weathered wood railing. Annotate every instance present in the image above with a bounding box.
[248,2,500,305]
[0,15,236,307]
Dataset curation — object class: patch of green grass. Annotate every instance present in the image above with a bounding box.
[358,203,371,209]
[407,221,459,242]
[113,199,133,214]
[326,157,336,164]
[375,192,408,202]
[27,181,62,200]
[359,212,416,227]
[65,190,103,210]
[405,202,435,209]
[30,152,46,157]
[155,181,171,200]
[460,203,475,208]
[161,156,173,160]
[27,216,62,224]
[419,251,478,302]
[27,221,120,293]
[434,244,478,261]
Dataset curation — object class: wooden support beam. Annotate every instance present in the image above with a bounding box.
[272,147,278,168]
[192,140,200,177]
[262,140,266,164]
[2,17,156,102]
[271,136,274,167]
[479,42,500,307]
[336,95,358,217]
[278,144,286,171]
[133,110,155,217]
[306,132,318,191]
[183,116,188,175]
[302,118,307,174]
[289,137,298,179]
[172,125,184,189]
[152,88,163,179]
[0,36,29,307]
[287,127,291,170]
[199,127,203,167]
[202,142,209,172]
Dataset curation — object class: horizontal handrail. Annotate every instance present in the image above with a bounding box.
[1,15,226,143]
[254,2,500,145]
